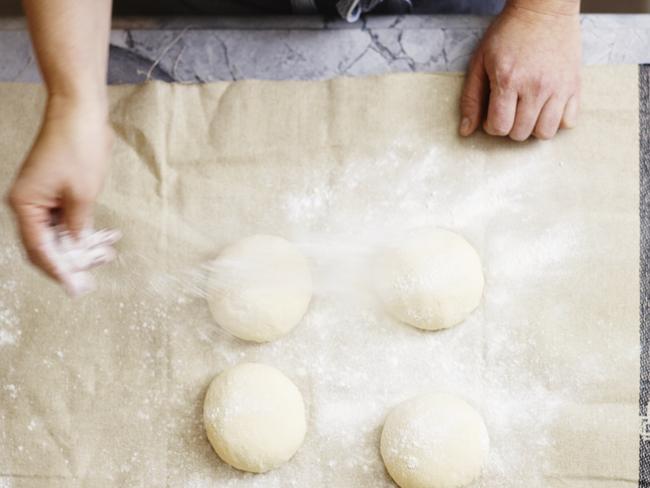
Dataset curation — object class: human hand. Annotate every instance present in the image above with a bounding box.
[41,225,122,296]
[7,94,115,289]
[459,0,581,141]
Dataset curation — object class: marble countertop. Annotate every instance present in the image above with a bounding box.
[0,14,649,83]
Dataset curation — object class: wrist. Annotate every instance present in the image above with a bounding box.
[45,90,109,124]
[507,0,580,17]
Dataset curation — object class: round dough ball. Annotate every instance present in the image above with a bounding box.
[203,362,307,473]
[374,227,484,330]
[380,393,489,488]
[207,234,312,342]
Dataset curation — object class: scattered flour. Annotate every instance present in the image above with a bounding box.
[0,139,628,487]
[143,140,588,487]
[0,295,20,348]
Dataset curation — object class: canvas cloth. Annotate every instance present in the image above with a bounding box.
[0,65,640,487]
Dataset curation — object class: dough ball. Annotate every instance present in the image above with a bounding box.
[380,393,489,488]
[374,227,484,330]
[203,362,307,473]
[207,234,312,342]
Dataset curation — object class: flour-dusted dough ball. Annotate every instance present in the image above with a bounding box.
[380,393,489,488]
[203,362,307,473]
[374,227,484,330]
[207,235,312,342]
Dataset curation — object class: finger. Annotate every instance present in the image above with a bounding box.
[70,246,117,272]
[85,229,123,249]
[61,271,96,298]
[509,95,547,142]
[11,203,65,282]
[533,96,566,140]
[459,54,488,137]
[483,86,517,136]
[63,194,93,238]
[560,93,579,129]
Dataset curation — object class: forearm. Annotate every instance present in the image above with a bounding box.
[22,0,112,110]
[507,0,580,17]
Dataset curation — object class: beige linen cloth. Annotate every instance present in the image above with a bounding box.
[0,65,640,487]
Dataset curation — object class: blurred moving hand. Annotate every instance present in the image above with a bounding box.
[7,96,113,284]
[5,0,113,290]
[459,0,582,141]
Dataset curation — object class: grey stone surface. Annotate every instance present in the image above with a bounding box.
[0,14,649,83]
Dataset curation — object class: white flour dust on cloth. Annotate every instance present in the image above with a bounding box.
[0,134,632,488]
[141,141,592,488]
[0,245,23,348]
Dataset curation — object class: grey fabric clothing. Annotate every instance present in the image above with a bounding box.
[112,0,505,18]
[411,0,505,14]
[336,0,406,22]
[291,0,319,14]
[340,0,507,18]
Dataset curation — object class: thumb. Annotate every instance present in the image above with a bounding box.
[63,193,94,238]
[459,53,488,137]
[560,93,580,129]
